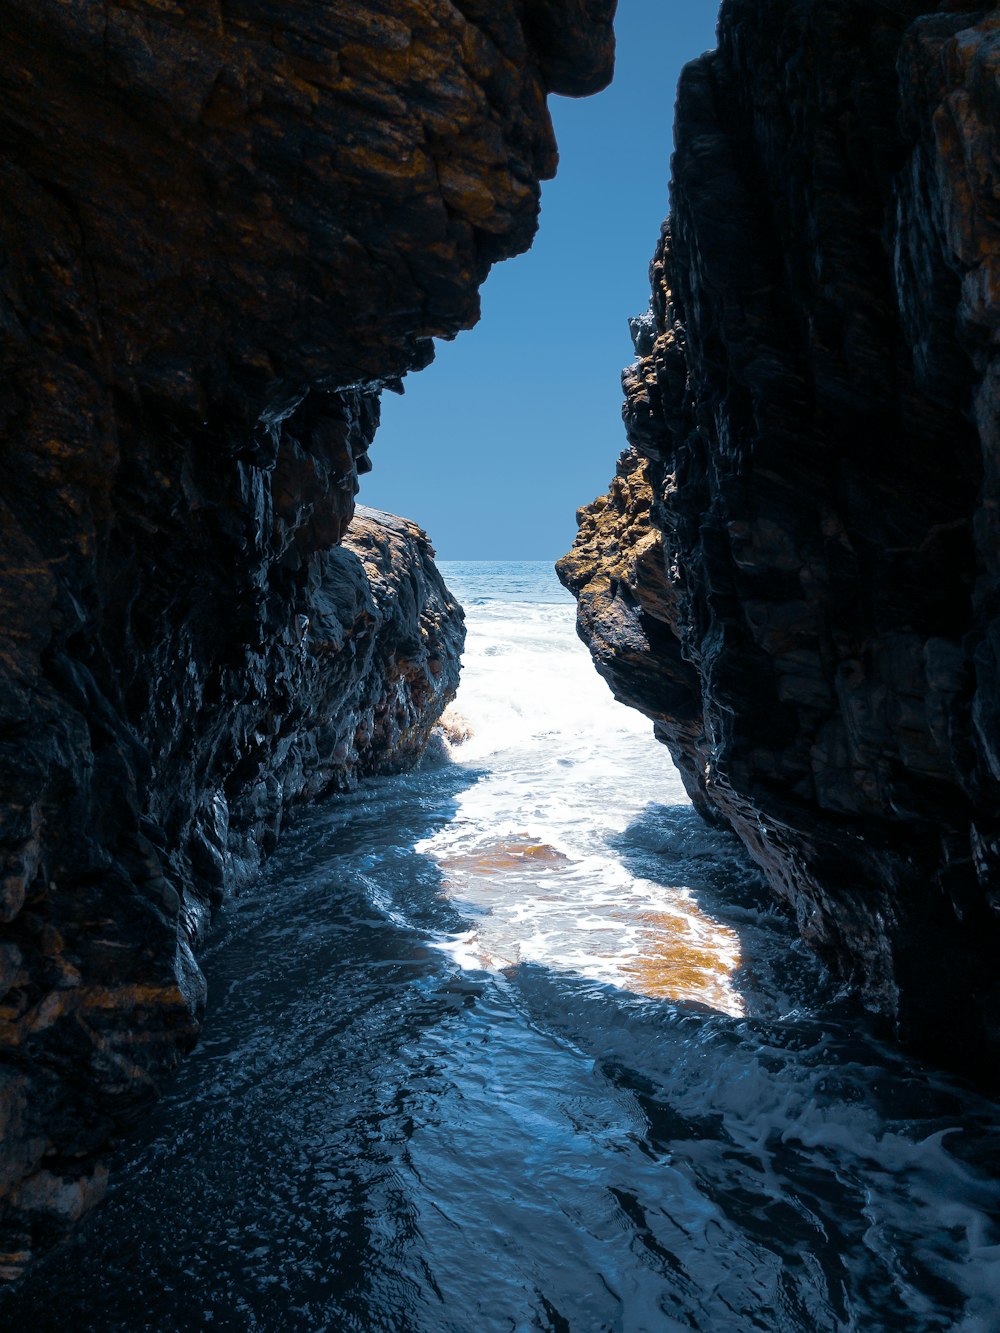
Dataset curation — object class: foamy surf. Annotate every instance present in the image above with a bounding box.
[413,562,747,1016]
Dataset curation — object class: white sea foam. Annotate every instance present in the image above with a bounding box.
[424,562,745,1015]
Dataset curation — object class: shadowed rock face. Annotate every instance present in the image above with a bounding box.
[0,0,615,1275]
[560,0,1000,1082]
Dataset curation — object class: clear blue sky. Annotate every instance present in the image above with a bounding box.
[361,1,721,560]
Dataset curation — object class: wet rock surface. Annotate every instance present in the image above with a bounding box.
[0,0,614,1276]
[0,503,465,1277]
[560,0,1000,1082]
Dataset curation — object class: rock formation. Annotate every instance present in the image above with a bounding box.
[0,0,615,1275]
[560,0,1000,1083]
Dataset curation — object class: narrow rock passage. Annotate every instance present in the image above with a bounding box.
[4,564,999,1333]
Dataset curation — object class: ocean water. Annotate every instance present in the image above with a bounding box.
[4,561,1000,1332]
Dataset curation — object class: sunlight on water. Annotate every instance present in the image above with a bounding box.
[420,562,746,1016]
[438,834,572,872]
[618,898,744,1014]
[432,836,746,1016]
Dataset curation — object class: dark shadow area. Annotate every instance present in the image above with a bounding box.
[4,772,999,1333]
[0,760,485,1332]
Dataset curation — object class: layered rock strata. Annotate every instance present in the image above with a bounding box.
[0,0,615,1275]
[560,0,1000,1081]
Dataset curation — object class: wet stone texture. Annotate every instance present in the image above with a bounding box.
[0,0,615,1276]
[560,0,1000,1083]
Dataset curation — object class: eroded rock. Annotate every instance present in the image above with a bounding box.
[561,0,1000,1082]
[0,0,614,1275]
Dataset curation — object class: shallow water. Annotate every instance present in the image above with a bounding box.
[5,561,1000,1332]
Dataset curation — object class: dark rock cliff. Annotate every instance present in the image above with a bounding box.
[560,1,1000,1082]
[0,0,615,1275]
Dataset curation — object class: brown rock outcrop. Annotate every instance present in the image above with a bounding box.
[0,0,614,1275]
[561,0,1000,1082]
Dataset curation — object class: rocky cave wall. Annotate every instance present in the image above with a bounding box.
[560,0,1000,1082]
[0,0,615,1275]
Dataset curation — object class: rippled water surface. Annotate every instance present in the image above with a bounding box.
[5,561,1000,1331]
